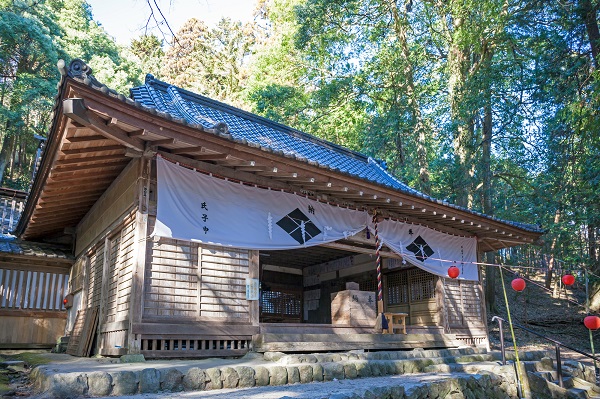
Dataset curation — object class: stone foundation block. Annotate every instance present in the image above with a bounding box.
[220,367,239,389]
[139,368,160,393]
[268,365,287,386]
[298,364,313,383]
[235,366,255,388]
[161,368,184,392]
[205,367,222,390]
[323,362,344,381]
[87,371,112,397]
[254,366,269,386]
[110,371,138,396]
[183,367,206,391]
[286,366,300,384]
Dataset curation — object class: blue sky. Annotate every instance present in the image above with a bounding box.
[86,0,257,45]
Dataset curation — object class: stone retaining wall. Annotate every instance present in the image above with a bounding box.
[29,349,554,398]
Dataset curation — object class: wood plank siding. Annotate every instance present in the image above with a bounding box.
[137,237,257,357]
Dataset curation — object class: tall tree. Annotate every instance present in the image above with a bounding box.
[162,18,255,106]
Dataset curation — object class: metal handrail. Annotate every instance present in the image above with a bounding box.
[492,315,600,387]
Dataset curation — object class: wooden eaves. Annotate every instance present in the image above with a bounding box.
[15,63,544,251]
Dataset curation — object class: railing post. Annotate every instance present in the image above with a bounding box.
[497,317,506,365]
[556,343,563,388]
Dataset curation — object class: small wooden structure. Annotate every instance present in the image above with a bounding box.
[11,59,544,357]
[0,188,73,349]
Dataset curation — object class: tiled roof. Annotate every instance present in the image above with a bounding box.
[131,76,423,195]
[130,74,543,234]
[0,236,73,259]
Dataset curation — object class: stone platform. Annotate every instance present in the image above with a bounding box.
[25,347,600,398]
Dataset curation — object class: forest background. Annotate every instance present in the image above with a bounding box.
[1,0,599,312]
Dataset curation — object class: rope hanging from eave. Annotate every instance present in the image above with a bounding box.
[373,210,388,331]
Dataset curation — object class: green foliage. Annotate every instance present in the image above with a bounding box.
[161,17,255,106]
[246,0,600,272]
[0,0,598,275]
[0,0,142,188]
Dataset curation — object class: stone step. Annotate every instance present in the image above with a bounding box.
[27,349,567,398]
[272,346,488,364]
[253,332,462,352]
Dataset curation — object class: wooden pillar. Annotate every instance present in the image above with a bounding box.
[127,157,151,353]
[248,250,260,327]
[97,236,111,353]
[435,276,447,333]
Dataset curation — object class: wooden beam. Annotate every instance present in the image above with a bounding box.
[194,153,229,161]
[61,145,124,155]
[31,212,87,224]
[87,112,145,151]
[171,146,204,154]
[52,161,128,173]
[152,138,176,146]
[63,99,145,151]
[74,89,542,241]
[36,201,95,212]
[65,135,108,143]
[321,242,402,259]
[56,153,126,165]
[47,175,114,185]
[40,184,107,195]
[128,129,147,137]
[50,167,124,179]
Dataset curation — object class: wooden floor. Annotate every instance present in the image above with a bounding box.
[254,323,461,353]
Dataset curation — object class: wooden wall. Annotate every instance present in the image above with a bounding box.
[0,261,70,347]
[134,237,258,358]
[444,278,487,346]
[144,239,251,321]
[74,213,137,356]
[385,267,439,326]
[75,158,138,256]
[68,157,145,356]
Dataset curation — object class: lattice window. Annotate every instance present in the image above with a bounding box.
[260,290,302,321]
[408,268,436,301]
[358,277,377,293]
[387,271,409,305]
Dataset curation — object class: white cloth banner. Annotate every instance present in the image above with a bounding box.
[154,156,369,250]
[368,220,478,281]
[154,156,479,280]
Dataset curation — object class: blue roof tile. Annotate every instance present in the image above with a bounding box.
[129,74,542,234]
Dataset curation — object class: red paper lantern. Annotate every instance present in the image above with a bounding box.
[448,266,460,279]
[562,274,575,286]
[584,315,600,330]
[511,278,526,292]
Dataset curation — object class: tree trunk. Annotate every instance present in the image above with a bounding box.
[447,9,474,208]
[388,0,431,195]
[546,209,562,289]
[0,132,15,186]
[482,71,496,312]
[589,222,599,274]
[579,0,600,68]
